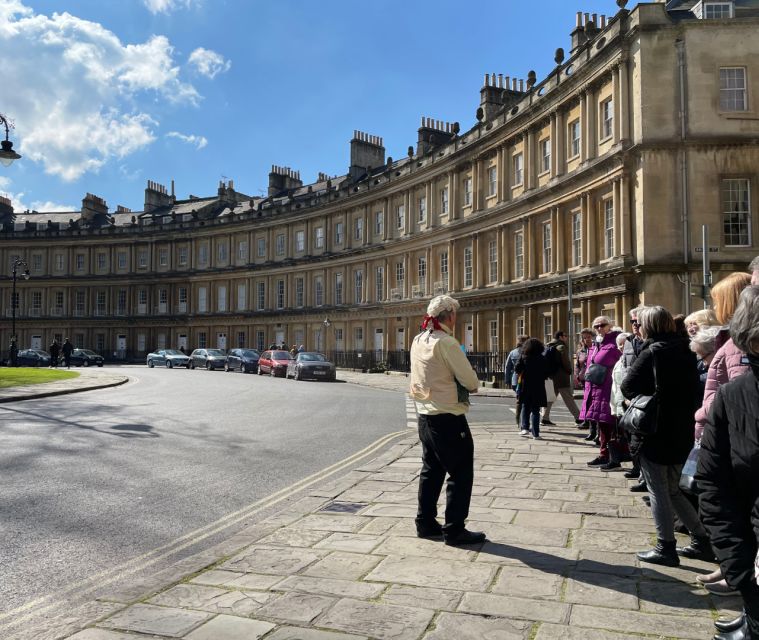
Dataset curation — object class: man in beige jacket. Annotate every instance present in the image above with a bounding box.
[409,295,485,546]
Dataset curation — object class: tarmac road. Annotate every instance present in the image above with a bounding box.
[0,366,406,617]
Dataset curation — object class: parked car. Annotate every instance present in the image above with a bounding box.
[187,348,227,370]
[258,350,292,377]
[16,349,51,367]
[69,348,105,367]
[286,352,336,381]
[225,348,260,373]
[146,349,190,369]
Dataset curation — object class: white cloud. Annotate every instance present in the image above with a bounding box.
[188,47,231,79]
[142,0,197,15]
[0,2,202,181]
[166,131,208,149]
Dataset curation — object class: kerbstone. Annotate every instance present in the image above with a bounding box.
[184,615,275,640]
[100,604,212,637]
[318,597,435,640]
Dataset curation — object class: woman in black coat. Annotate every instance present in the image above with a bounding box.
[515,338,548,440]
[620,305,706,567]
[697,286,759,640]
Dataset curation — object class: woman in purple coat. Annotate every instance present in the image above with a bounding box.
[581,316,624,470]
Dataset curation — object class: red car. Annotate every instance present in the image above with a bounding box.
[257,350,292,377]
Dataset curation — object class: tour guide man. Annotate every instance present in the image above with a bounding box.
[409,294,486,546]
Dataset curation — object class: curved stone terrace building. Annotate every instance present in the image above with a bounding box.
[1,0,758,368]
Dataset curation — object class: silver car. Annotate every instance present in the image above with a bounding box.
[286,352,336,381]
[146,349,190,369]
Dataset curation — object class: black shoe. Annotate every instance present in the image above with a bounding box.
[715,611,745,633]
[587,456,608,467]
[584,430,597,442]
[599,461,622,472]
[642,495,651,506]
[443,529,487,546]
[575,418,584,425]
[594,436,600,445]
[541,419,556,426]
[577,420,589,430]
[677,535,715,561]
[637,539,680,567]
[416,521,444,539]
[630,481,648,493]
[714,620,749,640]
[624,468,640,479]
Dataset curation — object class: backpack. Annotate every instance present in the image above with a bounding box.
[544,344,561,376]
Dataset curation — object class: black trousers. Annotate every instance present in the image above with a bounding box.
[416,412,474,534]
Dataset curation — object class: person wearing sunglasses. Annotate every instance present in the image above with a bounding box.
[580,316,624,470]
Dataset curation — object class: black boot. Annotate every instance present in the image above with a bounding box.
[715,611,746,634]
[637,539,680,567]
[714,620,749,640]
[678,535,715,561]
[584,424,597,442]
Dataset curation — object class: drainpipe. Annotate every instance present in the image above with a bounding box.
[676,38,691,315]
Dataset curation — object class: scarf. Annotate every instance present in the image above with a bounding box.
[421,314,443,332]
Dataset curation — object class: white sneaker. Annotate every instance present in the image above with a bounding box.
[519,429,529,436]
[532,435,542,440]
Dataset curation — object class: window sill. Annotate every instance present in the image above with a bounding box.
[598,135,613,144]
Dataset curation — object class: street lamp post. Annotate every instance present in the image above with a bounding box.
[0,113,21,167]
[322,317,331,357]
[10,258,30,366]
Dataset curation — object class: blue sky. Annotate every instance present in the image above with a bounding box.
[0,0,616,213]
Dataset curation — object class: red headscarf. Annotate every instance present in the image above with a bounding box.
[421,314,443,331]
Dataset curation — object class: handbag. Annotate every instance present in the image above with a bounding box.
[619,349,659,436]
[585,363,608,385]
[679,444,701,495]
[544,378,556,403]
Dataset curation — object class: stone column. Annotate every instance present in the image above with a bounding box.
[612,64,622,144]
[526,218,536,280]
[620,174,632,257]
[620,57,630,141]
[404,191,411,235]
[496,147,504,202]
[585,86,597,162]
[383,197,390,241]
[549,112,559,178]
[448,240,457,292]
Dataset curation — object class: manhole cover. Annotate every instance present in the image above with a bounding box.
[319,502,367,514]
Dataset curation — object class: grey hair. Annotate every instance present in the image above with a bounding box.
[637,306,675,338]
[616,332,630,346]
[749,256,759,273]
[629,306,646,319]
[730,285,759,355]
[689,326,722,358]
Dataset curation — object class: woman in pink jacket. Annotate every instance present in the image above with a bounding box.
[694,272,751,441]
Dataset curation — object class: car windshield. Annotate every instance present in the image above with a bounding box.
[299,353,326,362]
[77,349,98,356]
[164,349,183,355]
[272,351,291,359]
[207,349,225,356]
[241,349,259,357]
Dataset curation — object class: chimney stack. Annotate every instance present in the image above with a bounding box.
[144,180,175,213]
[268,165,303,196]
[349,130,385,180]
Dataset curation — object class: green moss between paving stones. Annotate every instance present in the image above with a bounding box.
[0,369,79,388]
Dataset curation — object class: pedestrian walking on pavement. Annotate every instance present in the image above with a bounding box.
[504,335,528,426]
[409,294,485,547]
[49,339,60,368]
[514,338,549,439]
[541,331,580,425]
[62,338,73,369]
[581,317,623,471]
[621,305,708,568]
[697,286,759,640]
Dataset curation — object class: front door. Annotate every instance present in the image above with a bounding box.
[396,328,405,351]
[275,330,285,346]
[374,328,384,353]
[178,334,188,351]
[217,332,227,350]
[116,334,127,360]
[464,324,473,352]
[31,335,42,350]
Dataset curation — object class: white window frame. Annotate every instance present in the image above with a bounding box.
[375,266,384,302]
[217,285,227,312]
[257,237,266,258]
[335,272,343,305]
[703,1,734,19]
[315,276,324,306]
[539,138,551,174]
[295,277,304,307]
[256,282,266,310]
[542,222,552,274]
[488,240,498,283]
[315,226,324,249]
[514,231,524,279]
[417,257,426,289]
[218,243,227,263]
[604,199,615,259]
[440,251,448,283]
[97,253,107,270]
[295,230,305,252]
[418,196,426,223]
[198,245,207,266]
[487,166,497,196]
[178,247,187,266]
[354,217,363,241]
[237,282,246,311]
[396,205,405,230]
[489,320,498,353]
[276,233,285,256]
[276,280,285,309]
[441,186,449,215]
[354,270,363,303]
[513,153,524,186]
[722,178,752,246]
[464,246,473,288]
[719,67,747,112]
[601,98,614,140]
[335,221,344,244]
[464,177,472,206]
[238,240,248,261]
[198,287,207,313]
[569,119,581,158]
[572,212,582,267]
[375,211,384,235]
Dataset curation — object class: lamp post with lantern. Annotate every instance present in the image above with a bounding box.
[322,317,331,357]
[0,113,21,167]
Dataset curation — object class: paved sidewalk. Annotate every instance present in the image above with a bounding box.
[0,367,129,403]
[6,371,734,640]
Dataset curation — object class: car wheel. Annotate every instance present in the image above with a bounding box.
[294,367,300,381]
[190,361,195,369]
[224,362,230,372]
[240,362,245,373]
[97,363,103,367]
[148,359,154,368]
[166,360,173,368]
[205,361,211,370]
[83,360,90,367]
